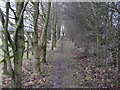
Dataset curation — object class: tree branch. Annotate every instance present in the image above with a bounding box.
[24,29,34,47]
[0,6,15,51]
[14,2,28,39]
[8,3,18,20]
[40,2,46,19]
[0,8,5,26]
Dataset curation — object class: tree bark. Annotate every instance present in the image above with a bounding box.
[13,2,28,88]
[0,1,28,88]
[26,41,29,59]
[118,27,120,72]
[41,2,51,63]
[51,14,55,50]
[0,1,13,76]
[47,24,51,40]
[32,2,40,72]
[57,24,61,40]
[51,3,57,50]
[4,2,13,76]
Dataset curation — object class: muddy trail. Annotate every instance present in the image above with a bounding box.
[52,36,76,88]
[52,36,64,88]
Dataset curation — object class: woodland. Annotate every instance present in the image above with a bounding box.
[0,1,120,88]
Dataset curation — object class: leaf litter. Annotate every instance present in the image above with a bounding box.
[70,47,120,88]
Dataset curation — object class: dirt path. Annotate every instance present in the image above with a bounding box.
[52,36,64,88]
[51,36,78,88]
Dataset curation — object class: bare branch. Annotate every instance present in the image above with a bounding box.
[14,2,28,39]
[0,8,5,26]
[8,3,18,20]
[40,2,46,19]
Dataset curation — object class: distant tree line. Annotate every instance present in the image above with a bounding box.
[61,2,120,70]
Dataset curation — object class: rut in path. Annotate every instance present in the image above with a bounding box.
[52,36,77,88]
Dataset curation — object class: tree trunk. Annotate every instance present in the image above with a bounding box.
[112,51,117,67]
[41,2,51,63]
[33,45,40,72]
[27,41,29,59]
[0,1,14,86]
[47,25,51,40]
[57,24,61,40]
[96,33,101,67]
[32,2,41,72]
[118,46,120,72]
[4,2,13,76]
[118,27,120,72]
[54,21,57,47]
[3,58,7,75]
[51,25,56,50]
[51,18,55,50]
[51,3,57,50]
[13,2,27,88]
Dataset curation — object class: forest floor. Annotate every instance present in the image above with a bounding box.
[1,36,120,88]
